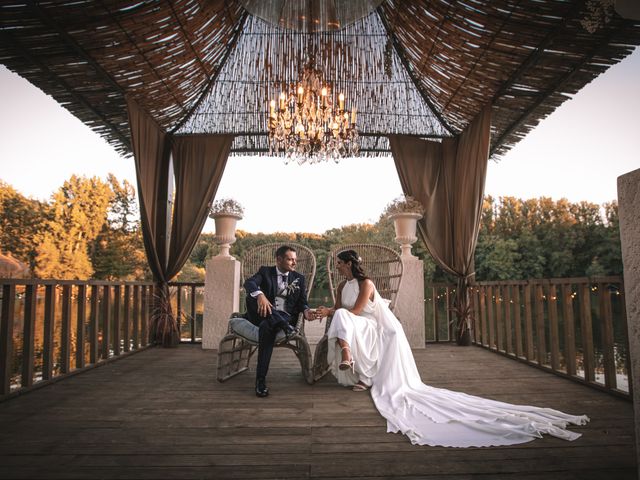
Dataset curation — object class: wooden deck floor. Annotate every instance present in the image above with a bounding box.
[0,344,635,480]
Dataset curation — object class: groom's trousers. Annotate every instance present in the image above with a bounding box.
[256,310,292,379]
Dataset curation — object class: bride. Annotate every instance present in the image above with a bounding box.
[314,250,589,448]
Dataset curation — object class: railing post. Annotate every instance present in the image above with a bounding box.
[90,285,99,364]
[479,286,487,347]
[123,285,131,352]
[22,284,36,389]
[599,282,617,390]
[561,284,577,376]
[513,285,523,358]
[132,285,140,349]
[495,285,504,352]
[524,283,534,361]
[113,285,121,356]
[579,283,595,382]
[76,284,86,369]
[60,284,72,374]
[101,285,111,360]
[548,283,560,371]
[191,284,197,343]
[1,284,16,395]
[43,284,55,380]
[487,286,495,350]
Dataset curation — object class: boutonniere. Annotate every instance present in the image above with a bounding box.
[286,278,300,295]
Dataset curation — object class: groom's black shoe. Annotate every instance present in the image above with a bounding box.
[255,378,269,397]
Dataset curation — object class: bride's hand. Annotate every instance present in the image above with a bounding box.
[316,306,331,318]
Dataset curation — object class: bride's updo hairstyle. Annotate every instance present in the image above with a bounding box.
[337,250,368,281]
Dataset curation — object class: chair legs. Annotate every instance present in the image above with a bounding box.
[216,334,257,382]
[312,334,331,383]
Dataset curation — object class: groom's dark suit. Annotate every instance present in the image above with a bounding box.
[244,266,309,380]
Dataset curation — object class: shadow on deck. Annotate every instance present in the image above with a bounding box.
[0,344,635,479]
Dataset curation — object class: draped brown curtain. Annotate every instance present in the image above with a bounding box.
[389,105,491,340]
[167,134,233,280]
[126,97,170,282]
[127,100,233,283]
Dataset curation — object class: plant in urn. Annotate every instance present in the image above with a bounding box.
[385,195,425,258]
[209,198,244,258]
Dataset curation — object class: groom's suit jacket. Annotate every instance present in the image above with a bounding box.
[244,266,309,326]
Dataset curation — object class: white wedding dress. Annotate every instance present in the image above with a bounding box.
[326,278,589,448]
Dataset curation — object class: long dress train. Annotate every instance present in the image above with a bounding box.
[326,278,589,448]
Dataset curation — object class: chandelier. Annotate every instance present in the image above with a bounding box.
[268,64,359,164]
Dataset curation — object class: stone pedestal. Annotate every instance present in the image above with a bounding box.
[202,256,240,350]
[617,167,640,479]
[393,255,425,348]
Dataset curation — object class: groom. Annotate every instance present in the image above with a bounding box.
[244,245,314,397]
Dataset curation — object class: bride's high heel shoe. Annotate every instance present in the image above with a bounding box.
[339,346,355,373]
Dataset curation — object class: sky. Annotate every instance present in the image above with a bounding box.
[0,46,638,234]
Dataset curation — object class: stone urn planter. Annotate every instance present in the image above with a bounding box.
[209,198,244,258]
[389,212,423,258]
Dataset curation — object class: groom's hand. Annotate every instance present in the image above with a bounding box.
[256,294,273,317]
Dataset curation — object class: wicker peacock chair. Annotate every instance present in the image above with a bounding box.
[216,242,316,384]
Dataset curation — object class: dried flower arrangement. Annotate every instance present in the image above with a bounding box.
[209,197,245,218]
[383,194,425,216]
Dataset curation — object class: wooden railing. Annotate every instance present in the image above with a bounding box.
[0,279,154,401]
[426,276,630,399]
[167,282,205,343]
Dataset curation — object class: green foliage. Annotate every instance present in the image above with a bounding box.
[475,196,622,281]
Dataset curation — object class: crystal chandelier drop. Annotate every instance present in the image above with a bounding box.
[268,65,359,164]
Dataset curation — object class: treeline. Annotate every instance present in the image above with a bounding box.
[0,175,148,280]
[0,175,622,285]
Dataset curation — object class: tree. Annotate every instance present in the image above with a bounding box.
[34,175,113,279]
[0,181,50,270]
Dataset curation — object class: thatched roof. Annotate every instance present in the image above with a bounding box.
[1,1,638,158]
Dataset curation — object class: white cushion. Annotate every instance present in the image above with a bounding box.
[229,317,287,344]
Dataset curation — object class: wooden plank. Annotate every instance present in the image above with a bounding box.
[0,284,15,395]
[176,285,182,341]
[524,284,534,361]
[479,286,487,347]
[446,286,452,342]
[495,286,504,352]
[190,285,197,343]
[561,284,577,376]
[89,285,99,365]
[60,285,72,374]
[42,284,55,381]
[503,285,513,355]
[102,285,111,360]
[535,284,547,365]
[471,287,479,344]
[76,285,87,370]
[433,286,439,342]
[21,284,36,389]
[513,286,523,358]
[0,343,634,479]
[547,284,560,371]
[123,285,131,353]
[113,285,122,356]
[579,283,595,383]
[486,286,494,350]
[598,283,616,390]
[133,285,140,349]
[142,285,149,346]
